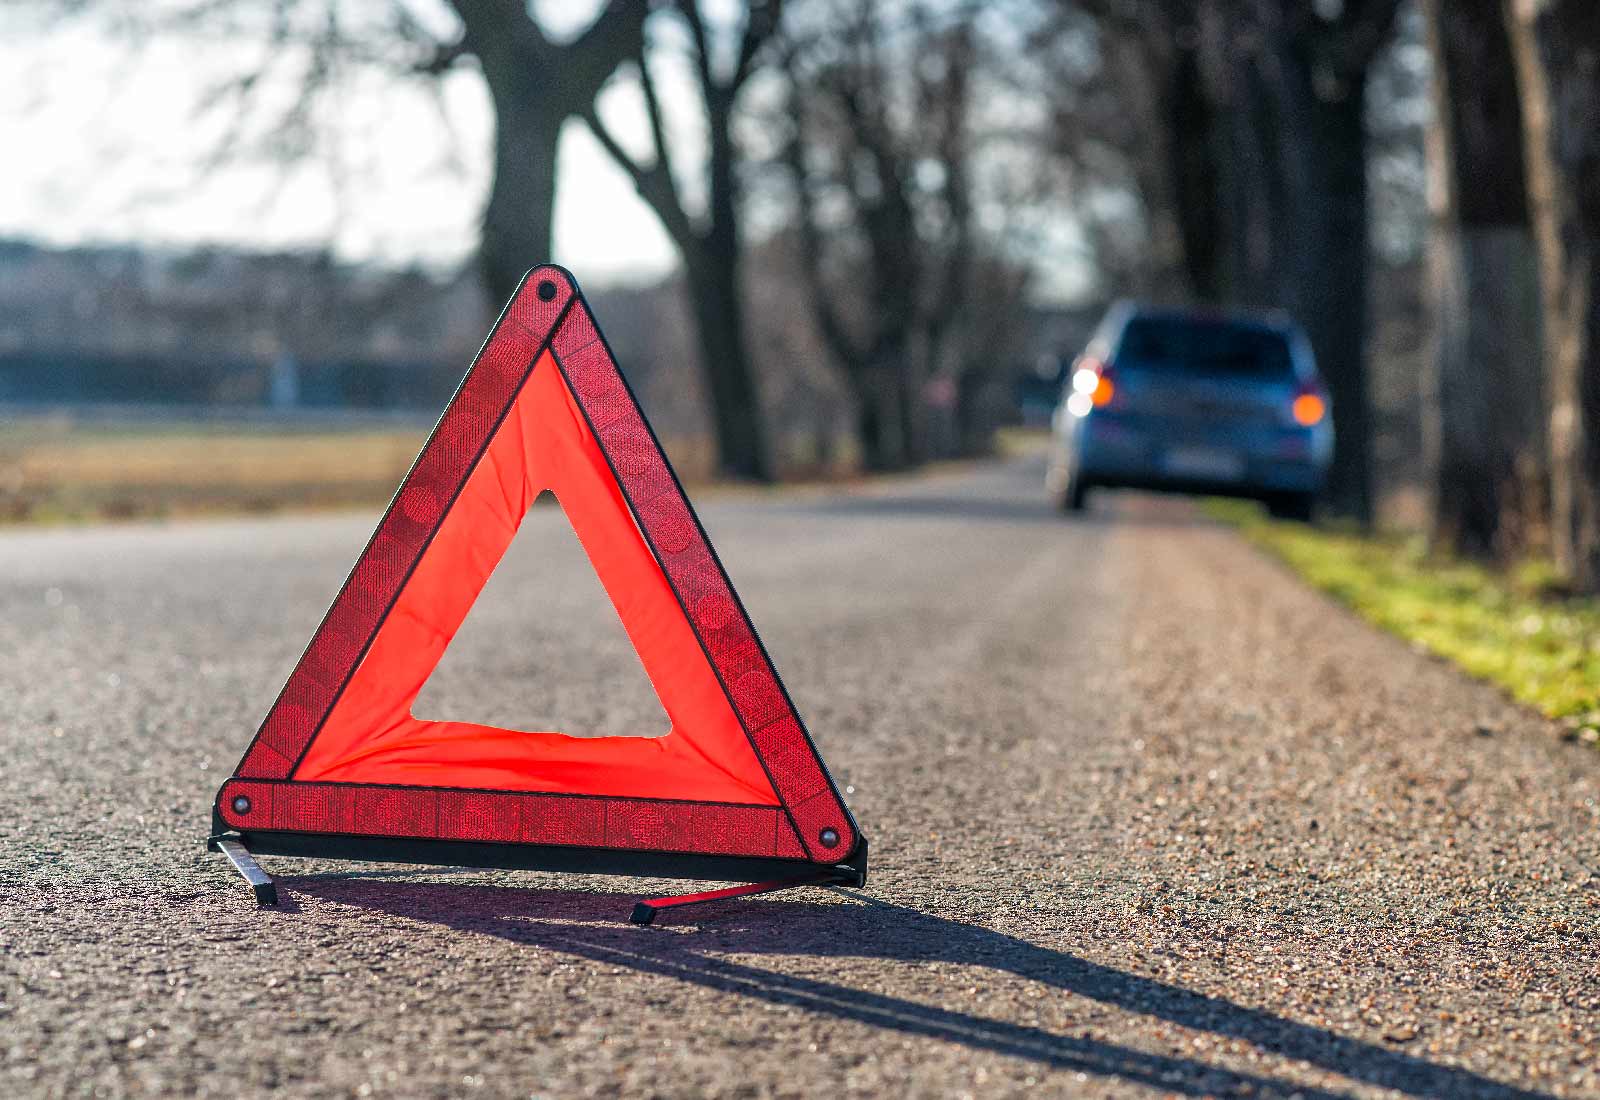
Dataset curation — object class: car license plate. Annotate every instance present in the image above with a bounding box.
[1162,446,1244,481]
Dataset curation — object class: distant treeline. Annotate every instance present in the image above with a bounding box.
[0,236,1078,475]
[0,352,456,411]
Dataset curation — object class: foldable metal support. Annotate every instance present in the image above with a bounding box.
[212,836,278,906]
[629,871,851,925]
[206,824,865,919]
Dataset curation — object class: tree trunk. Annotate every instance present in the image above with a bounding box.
[810,417,837,473]
[1163,40,1225,303]
[453,2,645,310]
[670,80,773,483]
[1420,0,1544,560]
[854,385,889,473]
[1097,24,1210,300]
[1506,0,1600,588]
[1272,49,1375,523]
[478,90,563,307]
[1424,228,1545,555]
[1209,52,1291,307]
[1194,3,1395,522]
[684,248,773,482]
[895,353,922,468]
[954,368,991,458]
[457,9,573,311]
[852,368,902,473]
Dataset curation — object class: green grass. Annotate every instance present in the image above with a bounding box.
[1207,499,1600,741]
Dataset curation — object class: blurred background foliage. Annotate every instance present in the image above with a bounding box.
[4,1,1600,596]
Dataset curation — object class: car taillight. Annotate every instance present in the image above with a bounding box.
[1291,384,1327,427]
[1067,358,1115,417]
[1091,367,1116,407]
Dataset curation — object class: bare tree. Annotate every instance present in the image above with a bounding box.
[1505,0,1600,589]
[1212,1,1403,523]
[945,256,1035,458]
[1047,0,1224,302]
[445,1,646,304]
[780,2,980,471]
[580,1,783,483]
[34,1,645,309]
[1419,0,1544,561]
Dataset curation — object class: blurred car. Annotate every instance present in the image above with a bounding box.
[1047,303,1332,521]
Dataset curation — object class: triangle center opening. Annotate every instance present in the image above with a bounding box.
[411,490,670,739]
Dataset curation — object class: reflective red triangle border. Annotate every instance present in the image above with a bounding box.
[210,266,865,884]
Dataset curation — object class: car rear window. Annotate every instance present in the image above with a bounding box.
[1115,317,1293,377]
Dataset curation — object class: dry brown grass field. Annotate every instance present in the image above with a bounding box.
[0,412,1036,525]
[0,418,431,523]
[0,416,814,524]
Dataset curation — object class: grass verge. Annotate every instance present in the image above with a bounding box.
[1206,499,1600,742]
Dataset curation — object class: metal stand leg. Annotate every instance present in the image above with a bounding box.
[214,837,279,906]
[629,871,848,925]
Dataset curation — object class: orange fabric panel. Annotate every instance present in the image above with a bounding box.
[293,351,779,806]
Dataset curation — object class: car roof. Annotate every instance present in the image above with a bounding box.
[1079,300,1317,378]
[1109,301,1296,336]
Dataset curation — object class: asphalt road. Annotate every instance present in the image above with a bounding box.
[3,456,1598,1099]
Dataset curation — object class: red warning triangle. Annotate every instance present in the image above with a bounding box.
[211,267,862,886]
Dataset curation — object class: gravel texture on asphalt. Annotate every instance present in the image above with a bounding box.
[2,456,1596,1098]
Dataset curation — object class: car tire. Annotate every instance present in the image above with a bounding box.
[1266,492,1316,523]
[1060,474,1091,513]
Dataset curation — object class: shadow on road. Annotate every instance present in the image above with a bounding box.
[284,878,1546,1100]
[801,491,1218,529]
[801,494,1075,526]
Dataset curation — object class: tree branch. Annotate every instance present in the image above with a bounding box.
[568,0,650,97]
[413,36,468,76]
[779,47,867,376]
[925,25,974,327]
[634,37,684,224]
[675,0,718,94]
[579,102,699,251]
[732,0,784,91]
[448,0,545,60]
